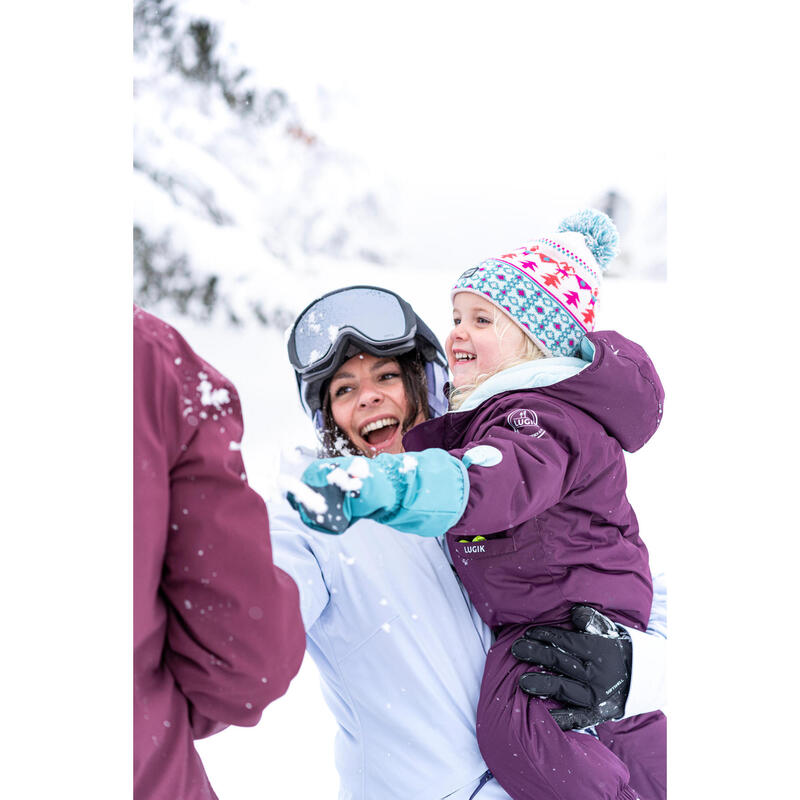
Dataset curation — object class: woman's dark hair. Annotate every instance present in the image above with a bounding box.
[317,349,430,456]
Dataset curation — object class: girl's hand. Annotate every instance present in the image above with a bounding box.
[285,456,379,534]
[286,451,468,537]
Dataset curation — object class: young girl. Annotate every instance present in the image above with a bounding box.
[289,212,666,800]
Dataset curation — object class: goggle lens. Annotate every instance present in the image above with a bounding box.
[291,288,411,369]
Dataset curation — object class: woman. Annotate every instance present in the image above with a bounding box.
[270,285,666,800]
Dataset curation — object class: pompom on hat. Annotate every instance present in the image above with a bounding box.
[452,209,619,358]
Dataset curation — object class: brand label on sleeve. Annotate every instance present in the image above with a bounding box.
[506,408,546,438]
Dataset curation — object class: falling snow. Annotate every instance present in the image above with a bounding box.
[197,375,232,410]
[278,477,328,514]
[348,456,371,478]
[326,466,363,492]
[400,455,418,473]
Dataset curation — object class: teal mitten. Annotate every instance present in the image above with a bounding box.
[286,450,469,537]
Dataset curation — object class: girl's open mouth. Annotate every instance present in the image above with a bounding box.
[451,351,476,369]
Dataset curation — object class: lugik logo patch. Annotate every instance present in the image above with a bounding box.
[506,408,546,438]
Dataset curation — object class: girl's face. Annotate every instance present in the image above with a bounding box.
[446,292,528,388]
[328,352,422,456]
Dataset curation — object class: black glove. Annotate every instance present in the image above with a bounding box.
[510,605,632,732]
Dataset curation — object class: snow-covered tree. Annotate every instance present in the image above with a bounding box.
[133,0,397,326]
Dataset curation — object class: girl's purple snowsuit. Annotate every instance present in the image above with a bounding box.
[134,307,305,800]
[404,330,667,800]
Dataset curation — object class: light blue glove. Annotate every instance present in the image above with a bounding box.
[286,450,469,537]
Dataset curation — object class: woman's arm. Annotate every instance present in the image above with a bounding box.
[619,570,666,717]
[511,573,667,729]
[268,497,333,632]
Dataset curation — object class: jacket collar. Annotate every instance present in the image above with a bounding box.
[453,340,594,412]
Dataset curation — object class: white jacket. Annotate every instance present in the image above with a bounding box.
[270,448,666,800]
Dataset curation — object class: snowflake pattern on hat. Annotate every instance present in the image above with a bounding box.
[452,241,601,358]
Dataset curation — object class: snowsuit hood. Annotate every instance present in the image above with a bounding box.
[451,330,663,453]
[535,330,664,453]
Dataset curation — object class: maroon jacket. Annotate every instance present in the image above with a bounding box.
[404,330,663,633]
[134,306,304,800]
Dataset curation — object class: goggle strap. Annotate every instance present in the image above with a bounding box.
[425,359,450,419]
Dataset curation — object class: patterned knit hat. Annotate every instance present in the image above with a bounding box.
[451,209,619,358]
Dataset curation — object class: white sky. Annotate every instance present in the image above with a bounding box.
[202,0,668,268]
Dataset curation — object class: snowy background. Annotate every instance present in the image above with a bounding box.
[9,2,798,799]
[131,2,670,796]
[133,0,668,331]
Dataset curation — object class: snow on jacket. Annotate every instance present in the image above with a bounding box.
[403,329,664,632]
[133,306,305,800]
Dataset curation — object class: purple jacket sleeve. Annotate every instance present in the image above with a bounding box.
[134,307,305,762]
[446,400,581,537]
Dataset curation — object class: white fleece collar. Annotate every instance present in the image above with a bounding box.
[454,340,594,412]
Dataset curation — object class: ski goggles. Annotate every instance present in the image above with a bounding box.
[288,286,422,378]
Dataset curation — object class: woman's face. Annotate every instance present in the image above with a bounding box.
[328,352,422,457]
[446,292,527,388]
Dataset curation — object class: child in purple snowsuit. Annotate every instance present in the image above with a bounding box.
[290,210,666,800]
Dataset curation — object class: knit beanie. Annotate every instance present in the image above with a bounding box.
[451,209,619,358]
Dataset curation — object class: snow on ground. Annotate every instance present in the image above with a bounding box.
[150,267,670,798]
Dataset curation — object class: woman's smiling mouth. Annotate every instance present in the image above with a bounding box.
[359,416,400,447]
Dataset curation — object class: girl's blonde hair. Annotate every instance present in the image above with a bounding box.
[449,307,546,411]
